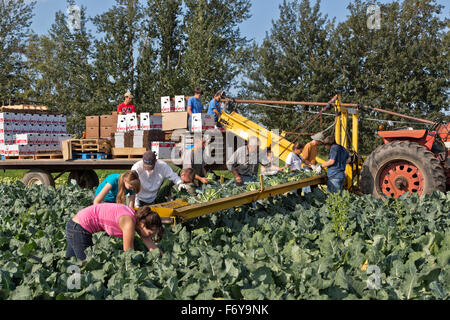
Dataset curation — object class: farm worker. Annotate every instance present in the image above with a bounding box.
[187,88,203,132]
[227,136,271,185]
[156,165,197,203]
[131,151,189,207]
[285,143,313,172]
[261,148,283,174]
[317,136,350,193]
[65,204,163,261]
[93,170,141,208]
[301,132,325,170]
[117,91,137,115]
[182,136,209,185]
[207,90,226,126]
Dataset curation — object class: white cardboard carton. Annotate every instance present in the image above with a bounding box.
[114,132,125,148]
[140,113,150,130]
[191,114,215,132]
[126,113,138,131]
[175,96,186,112]
[151,142,175,159]
[161,96,174,112]
[117,115,127,133]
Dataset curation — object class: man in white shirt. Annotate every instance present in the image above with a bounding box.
[132,151,183,207]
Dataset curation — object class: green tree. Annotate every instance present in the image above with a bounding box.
[182,0,252,103]
[136,0,184,113]
[333,0,449,154]
[26,1,96,135]
[0,0,36,105]
[242,0,336,143]
[92,0,143,112]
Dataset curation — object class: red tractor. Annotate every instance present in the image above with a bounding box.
[360,121,449,198]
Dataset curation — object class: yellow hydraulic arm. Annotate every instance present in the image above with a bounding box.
[148,174,327,225]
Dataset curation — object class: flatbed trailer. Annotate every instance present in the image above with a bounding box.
[0,158,173,188]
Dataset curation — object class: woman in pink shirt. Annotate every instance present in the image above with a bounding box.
[65,203,163,260]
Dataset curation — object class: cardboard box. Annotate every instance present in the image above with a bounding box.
[117,115,127,133]
[86,127,100,139]
[114,132,125,148]
[140,113,150,130]
[126,113,139,131]
[162,112,188,131]
[150,116,162,130]
[161,96,174,112]
[133,130,144,148]
[86,116,100,127]
[175,96,186,112]
[151,142,175,159]
[124,131,134,148]
[100,114,118,127]
[100,126,115,139]
[191,114,215,132]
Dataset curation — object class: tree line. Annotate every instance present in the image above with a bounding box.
[0,0,448,153]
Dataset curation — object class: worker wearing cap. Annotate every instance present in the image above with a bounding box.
[227,136,271,185]
[301,132,325,169]
[117,91,137,114]
[131,151,190,207]
[207,90,226,127]
[187,88,203,132]
[316,136,350,193]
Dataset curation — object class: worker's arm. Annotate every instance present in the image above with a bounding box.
[118,215,136,252]
[140,235,161,252]
[93,183,112,204]
[321,159,335,169]
[187,105,193,117]
[128,194,136,209]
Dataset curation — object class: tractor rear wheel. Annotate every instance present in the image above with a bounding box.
[360,140,446,198]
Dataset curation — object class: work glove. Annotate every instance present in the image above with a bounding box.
[314,165,322,174]
[176,183,188,191]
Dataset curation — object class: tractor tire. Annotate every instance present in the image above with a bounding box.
[22,169,55,187]
[360,140,446,198]
[68,170,99,189]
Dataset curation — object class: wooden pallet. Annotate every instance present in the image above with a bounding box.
[1,155,35,160]
[34,153,64,160]
[112,147,146,159]
[70,139,111,153]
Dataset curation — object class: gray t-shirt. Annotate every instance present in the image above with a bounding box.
[226,145,270,177]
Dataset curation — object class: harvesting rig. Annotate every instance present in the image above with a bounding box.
[147,94,449,225]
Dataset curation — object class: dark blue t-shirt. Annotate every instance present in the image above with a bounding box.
[327,144,349,179]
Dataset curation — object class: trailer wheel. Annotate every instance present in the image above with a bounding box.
[22,169,55,187]
[68,170,99,189]
[360,140,446,198]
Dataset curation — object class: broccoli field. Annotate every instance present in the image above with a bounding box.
[0,180,449,300]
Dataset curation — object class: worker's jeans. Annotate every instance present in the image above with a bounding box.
[327,177,345,194]
[65,219,93,261]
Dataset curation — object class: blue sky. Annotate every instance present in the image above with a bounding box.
[30,0,449,44]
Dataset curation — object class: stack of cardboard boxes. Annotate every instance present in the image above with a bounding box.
[86,113,118,139]
[0,111,70,157]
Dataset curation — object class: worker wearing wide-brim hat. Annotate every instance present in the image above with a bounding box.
[301,132,325,169]
[117,91,137,115]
